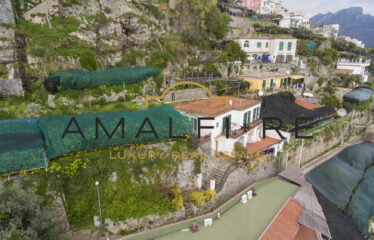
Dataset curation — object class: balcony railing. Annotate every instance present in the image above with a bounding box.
[225,120,262,139]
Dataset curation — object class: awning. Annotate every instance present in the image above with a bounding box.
[289,75,305,80]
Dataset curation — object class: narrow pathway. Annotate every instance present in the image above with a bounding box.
[302,135,364,174]
[303,101,374,174]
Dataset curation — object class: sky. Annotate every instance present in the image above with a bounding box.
[282,0,374,18]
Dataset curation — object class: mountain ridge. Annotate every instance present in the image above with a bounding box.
[310,7,374,48]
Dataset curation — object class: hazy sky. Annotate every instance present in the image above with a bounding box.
[282,0,374,17]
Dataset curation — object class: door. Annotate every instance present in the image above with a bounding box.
[222,115,232,134]
[270,79,274,90]
[262,80,266,91]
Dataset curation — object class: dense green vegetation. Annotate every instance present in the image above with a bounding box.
[322,95,341,109]
[27,140,197,229]
[0,183,63,240]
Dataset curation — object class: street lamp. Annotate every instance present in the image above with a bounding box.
[95,181,103,229]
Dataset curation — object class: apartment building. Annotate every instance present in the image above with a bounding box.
[236,37,298,63]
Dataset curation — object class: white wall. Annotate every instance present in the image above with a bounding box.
[236,38,297,63]
[179,103,262,155]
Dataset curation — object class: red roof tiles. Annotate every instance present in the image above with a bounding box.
[246,137,281,153]
[175,97,261,117]
[295,98,320,110]
[260,199,303,240]
[260,198,319,240]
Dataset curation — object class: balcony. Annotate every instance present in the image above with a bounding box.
[225,120,263,139]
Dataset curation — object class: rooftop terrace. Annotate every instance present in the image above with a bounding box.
[157,178,298,240]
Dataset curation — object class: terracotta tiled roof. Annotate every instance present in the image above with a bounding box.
[174,97,261,117]
[333,69,354,74]
[295,98,320,110]
[259,199,303,240]
[294,225,318,240]
[246,137,281,153]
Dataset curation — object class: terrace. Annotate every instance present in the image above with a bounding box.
[156,178,298,240]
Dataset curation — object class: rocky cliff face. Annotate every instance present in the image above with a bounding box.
[0,0,23,96]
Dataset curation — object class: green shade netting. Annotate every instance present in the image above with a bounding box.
[37,106,193,159]
[306,142,374,236]
[0,119,46,174]
[44,67,158,92]
[343,87,373,104]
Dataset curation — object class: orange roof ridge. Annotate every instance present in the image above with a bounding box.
[175,97,261,117]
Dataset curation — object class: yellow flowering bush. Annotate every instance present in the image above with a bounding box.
[189,189,216,207]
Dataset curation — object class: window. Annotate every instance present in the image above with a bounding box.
[257,42,262,48]
[222,115,231,133]
[244,110,252,126]
[244,40,250,48]
[287,42,292,51]
[257,107,261,119]
[253,108,257,121]
[266,42,269,48]
[171,93,175,101]
[279,41,284,51]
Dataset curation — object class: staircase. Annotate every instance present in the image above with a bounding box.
[205,163,238,193]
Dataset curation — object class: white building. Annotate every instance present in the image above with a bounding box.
[175,97,283,157]
[336,58,371,83]
[279,17,300,28]
[236,37,298,63]
[339,36,365,48]
[313,24,340,39]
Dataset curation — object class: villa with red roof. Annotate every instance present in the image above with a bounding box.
[175,97,284,157]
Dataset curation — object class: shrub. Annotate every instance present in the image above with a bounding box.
[79,51,98,71]
[170,184,183,211]
[189,189,216,207]
[234,142,246,154]
[318,77,327,86]
[0,183,63,239]
[322,95,341,109]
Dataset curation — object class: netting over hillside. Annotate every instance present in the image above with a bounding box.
[306,142,374,236]
[314,188,365,240]
[44,67,158,93]
[37,106,193,159]
[345,166,374,236]
[0,119,46,174]
[261,92,336,129]
[343,87,373,104]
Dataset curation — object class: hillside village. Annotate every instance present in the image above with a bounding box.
[0,0,374,240]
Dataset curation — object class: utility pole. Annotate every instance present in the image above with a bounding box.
[95,181,103,230]
[298,139,304,168]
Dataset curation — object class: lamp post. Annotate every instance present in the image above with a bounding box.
[95,181,103,229]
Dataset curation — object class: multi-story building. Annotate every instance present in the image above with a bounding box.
[240,0,262,13]
[175,97,283,157]
[236,37,298,63]
[336,58,371,83]
[312,24,340,39]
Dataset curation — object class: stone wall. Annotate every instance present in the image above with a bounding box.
[0,78,24,96]
[0,0,23,96]
[0,0,15,64]
[283,112,369,168]
[163,87,216,103]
